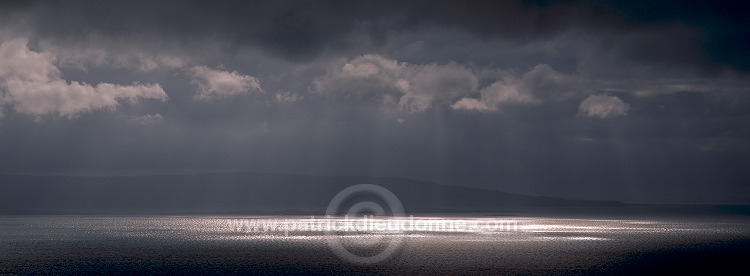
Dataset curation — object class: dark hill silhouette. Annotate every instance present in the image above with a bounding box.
[0,172,627,214]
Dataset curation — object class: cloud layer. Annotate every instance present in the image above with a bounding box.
[313,54,477,112]
[188,66,264,101]
[578,95,630,118]
[0,38,167,118]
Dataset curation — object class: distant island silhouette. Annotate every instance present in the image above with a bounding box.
[0,172,746,216]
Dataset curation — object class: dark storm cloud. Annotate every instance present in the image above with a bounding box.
[2,0,748,72]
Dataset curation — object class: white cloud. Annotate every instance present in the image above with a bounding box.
[313,54,478,112]
[451,98,495,112]
[314,54,739,115]
[316,56,608,113]
[188,66,263,100]
[3,80,166,117]
[453,64,585,111]
[0,39,60,82]
[0,38,168,118]
[578,95,630,118]
[128,113,164,126]
[274,91,303,103]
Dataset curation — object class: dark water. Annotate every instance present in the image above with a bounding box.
[1,215,749,275]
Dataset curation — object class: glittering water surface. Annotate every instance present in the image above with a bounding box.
[1,215,749,274]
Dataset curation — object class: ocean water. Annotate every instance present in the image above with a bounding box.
[1,215,749,275]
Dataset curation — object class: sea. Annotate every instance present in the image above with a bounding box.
[2,214,750,275]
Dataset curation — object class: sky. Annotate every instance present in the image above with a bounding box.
[0,0,749,203]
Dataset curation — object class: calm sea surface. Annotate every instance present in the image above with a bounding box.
[2,215,749,274]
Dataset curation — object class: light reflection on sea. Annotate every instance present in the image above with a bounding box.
[1,215,748,243]
[1,215,749,273]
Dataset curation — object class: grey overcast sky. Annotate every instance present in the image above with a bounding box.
[0,0,749,203]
